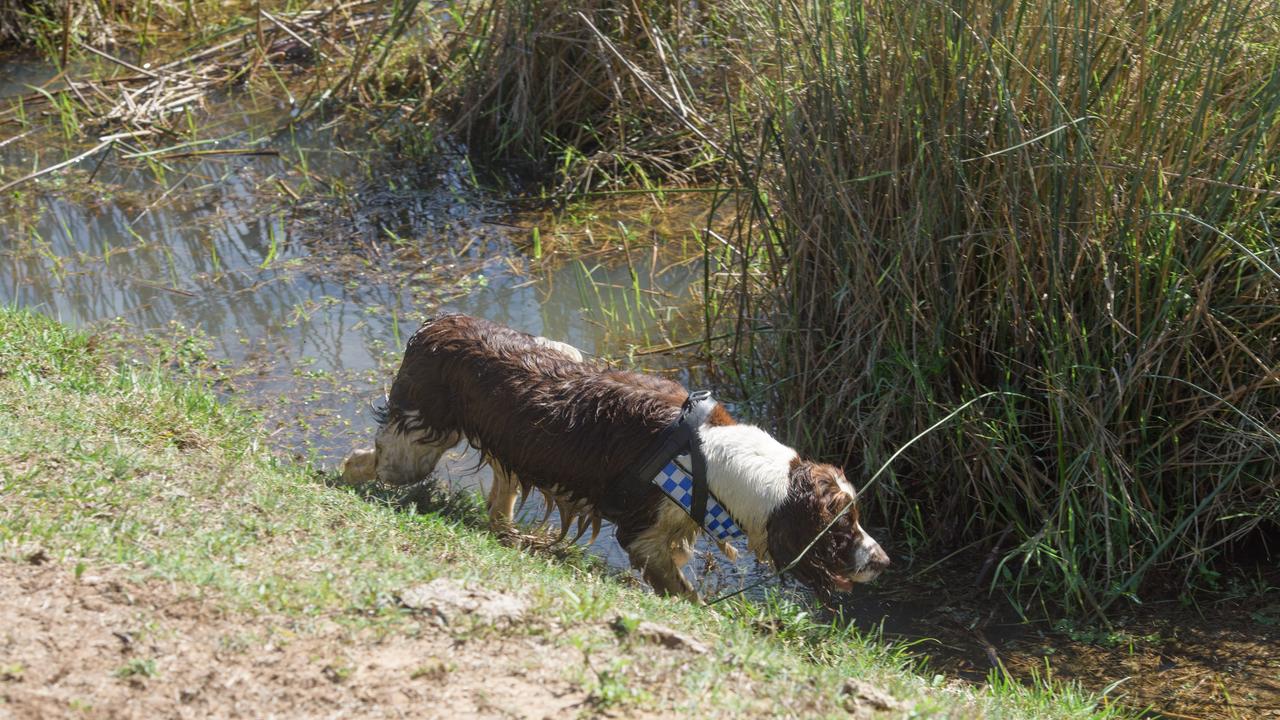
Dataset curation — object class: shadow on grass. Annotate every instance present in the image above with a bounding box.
[329,472,621,581]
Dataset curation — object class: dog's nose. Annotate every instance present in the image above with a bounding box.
[867,543,890,572]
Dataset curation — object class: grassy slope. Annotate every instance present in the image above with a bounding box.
[0,309,1128,718]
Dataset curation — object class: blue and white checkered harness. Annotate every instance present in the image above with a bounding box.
[654,455,744,541]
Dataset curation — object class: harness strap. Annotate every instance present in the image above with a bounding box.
[685,390,714,525]
[616,390,721,531]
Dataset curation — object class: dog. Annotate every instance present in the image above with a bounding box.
[343,332,583,532]
[342,314,889,599]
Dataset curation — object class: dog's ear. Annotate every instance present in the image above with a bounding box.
[765,460,864,594]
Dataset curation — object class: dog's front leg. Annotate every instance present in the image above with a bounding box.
[622,504,702,602]
[631,551,699,601]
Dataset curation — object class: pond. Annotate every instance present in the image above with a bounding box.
[2,50,1277,720]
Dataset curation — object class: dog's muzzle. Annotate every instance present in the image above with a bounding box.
[837,525,890,588]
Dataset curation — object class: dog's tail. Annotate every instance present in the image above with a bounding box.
[404,312,461,350]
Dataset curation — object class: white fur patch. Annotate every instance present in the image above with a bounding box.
[532,336,584,362]
[373,414,458,486]
[848,521,888,582]
[835,473,855,498]
[697,424,798,539]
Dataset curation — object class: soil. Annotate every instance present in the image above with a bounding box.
[0,559,607,719]
[837,560,1280,720]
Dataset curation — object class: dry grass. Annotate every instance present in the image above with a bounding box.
[438,0,725,191]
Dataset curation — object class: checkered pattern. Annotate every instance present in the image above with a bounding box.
[653,458,744,541]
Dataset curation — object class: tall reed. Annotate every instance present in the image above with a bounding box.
[716,0,1280,614]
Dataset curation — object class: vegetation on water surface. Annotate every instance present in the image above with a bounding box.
[3,0,1278,619]
[0,308,1135,718]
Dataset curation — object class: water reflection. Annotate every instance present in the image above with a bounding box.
[0,81,767,594]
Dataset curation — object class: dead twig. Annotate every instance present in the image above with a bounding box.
[156,148,281,160]
[0,139,113,193]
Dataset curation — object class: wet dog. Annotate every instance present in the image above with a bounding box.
[342,314,888,599]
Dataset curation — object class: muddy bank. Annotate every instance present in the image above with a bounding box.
[836,561,1280,719]
[0,557,611,719]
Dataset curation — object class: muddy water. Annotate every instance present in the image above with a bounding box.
[4,53,1278,720]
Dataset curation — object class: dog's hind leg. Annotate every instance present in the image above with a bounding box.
[487,459,520,531]
[341,447,378,485]
[621,503,701,601]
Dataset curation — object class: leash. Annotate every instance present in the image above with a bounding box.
[705,391,1018,606]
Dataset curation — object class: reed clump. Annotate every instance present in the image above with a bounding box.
[0,0,111,49]
[439,0,722,191]
[714,0,1280,614]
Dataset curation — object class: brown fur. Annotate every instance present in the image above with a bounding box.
[347,314,886,599]
[767,459,864,591]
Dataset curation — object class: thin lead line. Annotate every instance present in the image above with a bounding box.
[707,391,1021,606]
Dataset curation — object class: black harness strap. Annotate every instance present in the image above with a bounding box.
[615,390,717,524]
[685,390,714,524]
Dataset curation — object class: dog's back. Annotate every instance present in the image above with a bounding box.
[379,315,691,517]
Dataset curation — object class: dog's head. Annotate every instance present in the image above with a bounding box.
[765,460,889,594]
[341,447,378,485]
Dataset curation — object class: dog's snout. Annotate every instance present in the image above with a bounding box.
[867,541,890,572]
[843,523,890,584]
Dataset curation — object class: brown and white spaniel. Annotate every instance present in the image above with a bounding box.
[342,314,889,599]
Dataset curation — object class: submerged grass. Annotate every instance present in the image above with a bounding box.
[0,308,1138,717]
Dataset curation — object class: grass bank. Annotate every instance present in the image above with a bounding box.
[0,310,1135,717]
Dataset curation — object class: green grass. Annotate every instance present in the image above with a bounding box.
[0,308,1135,717]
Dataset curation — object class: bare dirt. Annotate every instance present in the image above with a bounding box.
[0,559,602,719]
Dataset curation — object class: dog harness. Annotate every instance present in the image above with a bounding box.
[624,391,744,541]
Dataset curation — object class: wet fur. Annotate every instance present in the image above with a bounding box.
[343,314,888,599]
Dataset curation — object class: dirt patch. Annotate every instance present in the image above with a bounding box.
[398,578,528,627]
[837,561,1280,719]
[0,560,590,719]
